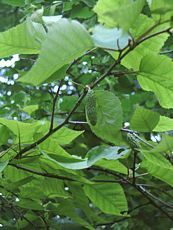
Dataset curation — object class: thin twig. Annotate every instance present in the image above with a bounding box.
[132,150,138,185]
[160,49,173,54]
[68,120,88,125]
[9,163,76,182]
[9,163,122,184]
[66,47,97,73]
[49,80,62,132]
[138,185,173,209]
[136,27,171,46]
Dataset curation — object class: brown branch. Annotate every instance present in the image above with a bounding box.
[136,19,170,42]
[135,27,171,46]
[9,163,76,182]
[9,163,122,184]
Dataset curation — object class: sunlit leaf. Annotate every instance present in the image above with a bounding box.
[19,18,94,85]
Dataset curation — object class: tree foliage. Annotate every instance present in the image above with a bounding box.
[1,0,173,229]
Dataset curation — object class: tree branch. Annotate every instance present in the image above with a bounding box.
[9,163,76,182]
[9,163,122,184]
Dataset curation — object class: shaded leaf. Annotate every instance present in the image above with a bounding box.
[84,183,128,215]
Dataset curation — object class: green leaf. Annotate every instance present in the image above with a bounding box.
[95,159,128,175]
[42,15,62,28]
[41,151,88,170]
[92,24,130,50]
[154,115,173,132]
[70,6,95,19]
[151,0,173,21]
[41,178,68,198]
[31,8,44,24]
[4,165,29,182]
[17,198,43,210]
[19,18,94,85]
[2,0,25,6]
[35,121,84,145]
[56,199,94,230]
[41,141,128,170]
[151,134,173,154]
[0,160,9,173]
[138,54,173,108]
[110,15,168,70]
[94,0,145,31]
[45,65,68,83]
[67,183,103,224]
[0,118,43,144]
[22,105,38,115]
[52,127,84,145]
[0,21,45,58]
[141,151,173,187]
[0,125,10,145]
[130,106,160,132]
[84,183,128,215]
[86,90,123,144]
[86,146,129,166]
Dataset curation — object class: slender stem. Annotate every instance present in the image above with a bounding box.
[66,47,97,73]
[9,163,122,184]
[138,185,173,209]
[160,49,173,54]
[135,185,173,221]
[132,150,137,185]
[136,19,170,41]
[132,133,154,148]
[68,120,88,125]
[9,163,76,182]
[49,80,62,132]
[135,27,171,46]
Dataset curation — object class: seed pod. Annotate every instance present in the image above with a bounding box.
[86,89,97,126]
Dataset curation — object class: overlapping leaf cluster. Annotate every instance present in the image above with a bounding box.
[1,0,173,229]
